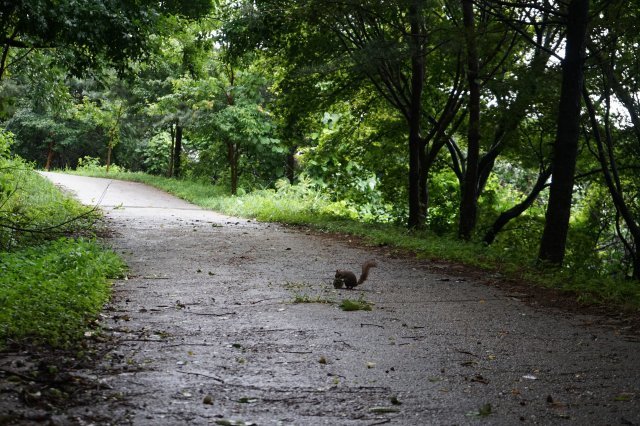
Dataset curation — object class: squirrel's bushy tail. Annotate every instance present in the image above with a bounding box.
[357,260,378,284]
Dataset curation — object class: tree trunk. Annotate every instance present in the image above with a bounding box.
[633,250,640,281]
[418,144,429,222]
[106,143,112,173]
[44,141,55,171]
[458,0,481,240]
[286,145,297,184]
[168,123,176,177]
[538,0,589,266]
[407,0,425,229]
[173,124,183,178]
[227,140,239,195]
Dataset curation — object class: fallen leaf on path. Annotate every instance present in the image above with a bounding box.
[614,392,634,401]
[466,403,492,417]
[470,375,489,384]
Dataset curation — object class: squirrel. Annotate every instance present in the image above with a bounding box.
[333,260,377,289]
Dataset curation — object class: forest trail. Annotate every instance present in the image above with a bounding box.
[19,173,640,424]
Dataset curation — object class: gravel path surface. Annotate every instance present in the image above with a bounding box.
[5,172,640,425]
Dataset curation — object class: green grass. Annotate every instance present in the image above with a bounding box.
[0,238,124,347]
[1,164,99,250]
[70,169,640,311]
[292,293,335,304]
[0,155,125,348]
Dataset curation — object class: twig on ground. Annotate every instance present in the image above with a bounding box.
[175,370,224,383]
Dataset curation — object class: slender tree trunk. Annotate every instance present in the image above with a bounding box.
[0,44,10,82]
[583,87,640,279]
[419,144,429,221]
[227,141,239,195]
[44,141,55,171]
[407,0,425,229]
[173,124,183,178]
[168,123,176,177]
[106,143,112,173]
[538,0,589,266]
[458,0,481,240]
[286,145,297,184]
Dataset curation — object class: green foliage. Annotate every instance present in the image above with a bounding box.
[301,101,408,224]
[76,98,125,145]
[0,142,100,250]
[0,127,13,157]
[0,238,124,347]
[339,298,373,312]
[6,107,104,169]
[427,167,460,235]
[137,132,172,176]
[0,130,125,347]
[76,156,125,174]
[292,293,334,304]
[4,52,110,169]
[0,0,214,79]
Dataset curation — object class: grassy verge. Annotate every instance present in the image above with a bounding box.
[71,169,640,310]
[0,238,124,347]
[1,160,125,348]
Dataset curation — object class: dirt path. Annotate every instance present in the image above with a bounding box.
[4,172,640,425]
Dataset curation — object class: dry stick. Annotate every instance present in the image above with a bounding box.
[0,368,39,383]
[369,419,392,425]
[175,370,224,383]
[185,312,237,316]
[360,323,384,328]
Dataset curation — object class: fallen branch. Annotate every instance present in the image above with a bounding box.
[175,370,224,383]
[361,323,384,328]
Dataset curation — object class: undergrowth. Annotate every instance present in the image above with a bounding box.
[70,168,640,310]
[0,238,124,347]
[1,135,125,348]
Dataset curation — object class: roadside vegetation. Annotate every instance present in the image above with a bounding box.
[0,132,124,348]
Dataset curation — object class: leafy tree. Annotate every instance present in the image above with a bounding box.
[222,0,466,228]
[438,1,562,241]
[75,97,126,172]
[187,55,282,194]
[4,51,92,169]
[0,0,215,80]
[581,1,640,278]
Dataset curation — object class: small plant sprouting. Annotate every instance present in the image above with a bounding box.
[339,297,373,311]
